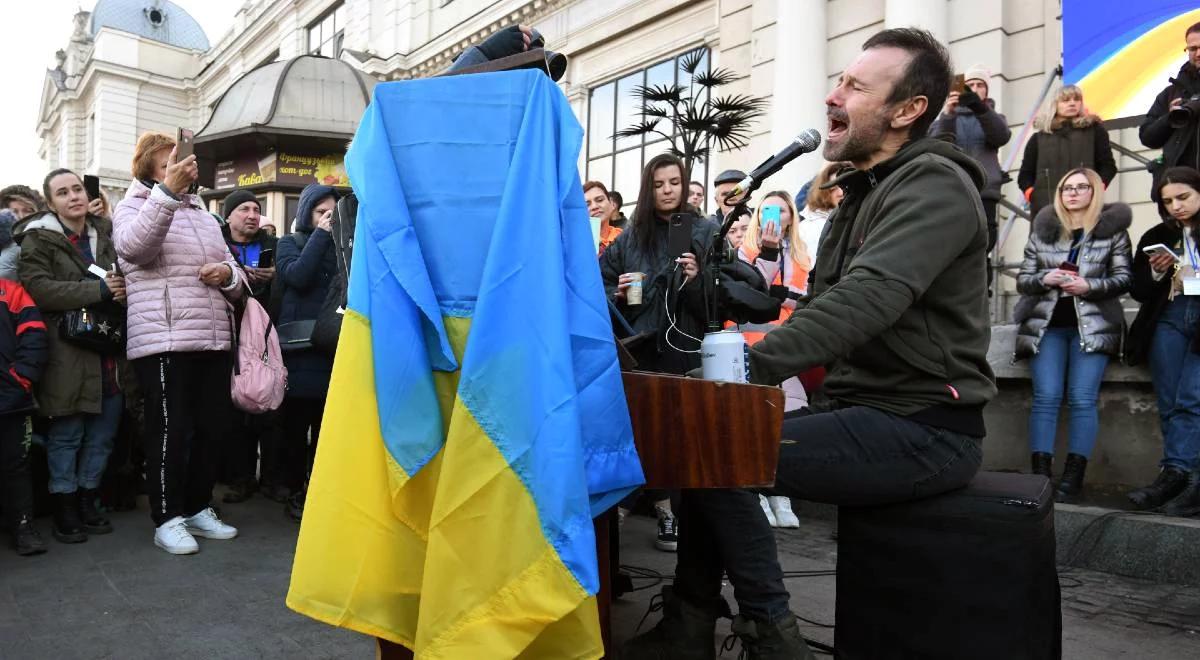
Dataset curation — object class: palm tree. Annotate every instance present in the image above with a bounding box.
[615,48,768,177]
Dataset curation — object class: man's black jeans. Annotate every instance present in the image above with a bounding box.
[672,405,983,622]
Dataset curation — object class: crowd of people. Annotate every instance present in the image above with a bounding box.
[0,17,1196,659]
[0,131,341,557]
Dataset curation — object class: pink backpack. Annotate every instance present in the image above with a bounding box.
[230,296,287,413]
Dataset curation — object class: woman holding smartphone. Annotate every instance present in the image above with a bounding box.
[1014,167,1131,502]
[735,191,813,527]
[1126,166,1200,514]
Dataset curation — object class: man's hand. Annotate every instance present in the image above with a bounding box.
[199,263,233,287]
[942,91,960,116]
[246,266,275,284]
[676,252,699,282]
[1170,97,1185,111]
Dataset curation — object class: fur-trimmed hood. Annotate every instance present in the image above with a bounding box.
[1032,202,1132,244]
[1048,113,1103,132]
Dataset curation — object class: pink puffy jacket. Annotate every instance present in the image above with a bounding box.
[113,181,243,361]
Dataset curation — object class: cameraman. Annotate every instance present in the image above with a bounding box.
[1140,22,1200,195]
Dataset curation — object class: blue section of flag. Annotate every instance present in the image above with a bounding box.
[1063,1,1199,81]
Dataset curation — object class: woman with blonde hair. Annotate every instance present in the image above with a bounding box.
[736,189,810,528]
[1013,167,1131,502]
[1018,85,1118,218]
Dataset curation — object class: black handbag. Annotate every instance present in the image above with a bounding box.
[58,303,126,354]
[276,319,316,352]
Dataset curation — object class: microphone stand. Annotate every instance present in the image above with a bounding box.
[702,184,760,332]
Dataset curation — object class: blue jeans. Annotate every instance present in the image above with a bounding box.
[1149,296,1200,473]
[45,392,123,494]
[1028,327,1109,457]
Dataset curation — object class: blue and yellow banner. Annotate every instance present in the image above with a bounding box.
[287,70,644,658]
[1064,0,1200,120]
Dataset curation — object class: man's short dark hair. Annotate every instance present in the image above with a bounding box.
[608,190,623,207]
[862,28,953,140]
[1187,21,1200,39]
[690,180,705,191]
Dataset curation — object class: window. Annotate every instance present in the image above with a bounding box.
[585,48,710,214]
[285,195,300,234]
[307,3,347,59]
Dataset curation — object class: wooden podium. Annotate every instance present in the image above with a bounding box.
[377,371,784,659]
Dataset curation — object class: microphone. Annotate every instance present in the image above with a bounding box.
[727,129,823,201]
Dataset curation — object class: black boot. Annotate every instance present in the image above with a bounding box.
[77,488,112,535]
[52,493,87,543]
[1031,452,1053,480]
[1055,454,1088,504]
[1161,473,1200,517]
[1127,467,1190,509]
[728,614,816,660]
[620,586,725,660]
[222,477,258,504]
[13,514,47,556]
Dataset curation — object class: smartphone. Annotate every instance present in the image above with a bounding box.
[667,213,694,259]
[1058,261,1080,273]
[1142,243,1180,261]
[83,175,101,202]
[952,74,966,94]
[257,248,274,268]
[176,128,195,161]
[761,205,781,232]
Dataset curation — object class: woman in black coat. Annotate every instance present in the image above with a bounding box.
[1125,167,1200,515]
[272,183,338,520]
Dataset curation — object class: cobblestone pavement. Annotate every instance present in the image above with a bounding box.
[1,493,1197,659]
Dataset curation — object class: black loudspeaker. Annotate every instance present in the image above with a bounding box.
[835,472,1061,660]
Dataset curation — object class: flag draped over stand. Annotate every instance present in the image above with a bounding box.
[286,70,644,659]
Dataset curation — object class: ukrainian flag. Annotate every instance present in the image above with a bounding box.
[286,70,644,658]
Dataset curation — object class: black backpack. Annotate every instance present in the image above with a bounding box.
[311,194,357,355]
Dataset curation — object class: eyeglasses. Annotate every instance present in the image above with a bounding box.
[1060,184,1092,194]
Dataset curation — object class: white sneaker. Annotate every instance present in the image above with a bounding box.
[759,494,778,527]
[769,496,800,528]
[154,516,199,555]
[184,507,238,540]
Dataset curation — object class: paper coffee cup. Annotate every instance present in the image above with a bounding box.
[626,272,644,305]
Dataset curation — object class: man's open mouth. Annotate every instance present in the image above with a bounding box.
[828,116,849,140]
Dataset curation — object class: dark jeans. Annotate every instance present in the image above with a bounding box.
[1150,296,1200,473]
[133,351,232,526]
[0,412,34,526]
[223,410,278,485]
[673,405,983,621]
[271,397,323,492]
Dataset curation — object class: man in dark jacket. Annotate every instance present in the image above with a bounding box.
[624,29,996,660]
[218,190,279,504]
[1140,21,1200,200]
[220,190,278,304]
[929,64,1011,250]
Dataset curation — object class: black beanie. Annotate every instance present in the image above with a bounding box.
[222,190,259,219]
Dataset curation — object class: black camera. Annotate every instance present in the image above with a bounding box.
[1168,94,1200,129]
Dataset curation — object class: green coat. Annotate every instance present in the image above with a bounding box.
[14,212,119,416]
[748,138,997,418]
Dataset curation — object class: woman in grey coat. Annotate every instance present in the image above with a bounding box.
[1014,167,1132,502]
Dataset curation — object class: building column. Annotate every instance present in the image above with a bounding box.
[885,0,948,43]
[769,0,827,194]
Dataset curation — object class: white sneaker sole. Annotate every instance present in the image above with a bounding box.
[155,537,199,555]
[186,527,238,540]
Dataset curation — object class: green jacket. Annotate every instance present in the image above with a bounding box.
[749,138,997,420]
[14,212,119,416]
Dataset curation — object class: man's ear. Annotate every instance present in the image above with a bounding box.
[890,95,929,130]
